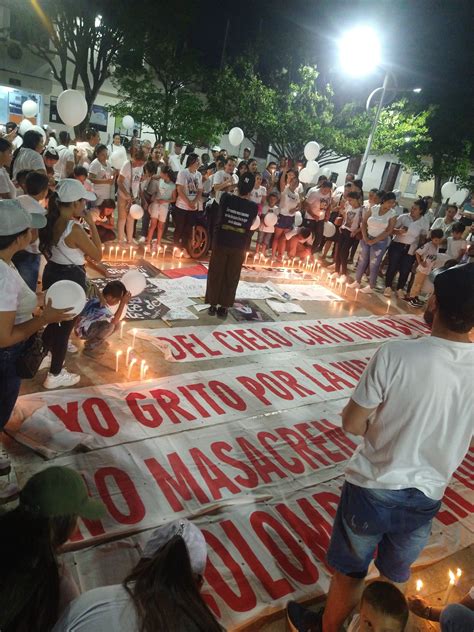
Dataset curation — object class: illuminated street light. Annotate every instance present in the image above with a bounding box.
[413,87,422,93]
[338,26,381,76]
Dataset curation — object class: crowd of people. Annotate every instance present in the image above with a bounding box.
[0,122,473,631]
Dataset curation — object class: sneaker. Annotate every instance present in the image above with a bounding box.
[348,280,360,289]
[338,275,347,284]
[67,341,78,353]
[138,236,146,244]
[38,353,52,371]
[360,285,374,294]
[396,289,406,299]
[0,456,11,477]
[0,482,20,505]
[44,369,80,390]
[383,287,392,297]
[207,305,217,316]
[216,306,228,319]
[286,601,323,632]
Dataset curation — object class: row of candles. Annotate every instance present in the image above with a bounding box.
[115,325,149,379]
[101,244,190,262]
[415,568,462,604]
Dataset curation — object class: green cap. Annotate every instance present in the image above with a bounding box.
[19,466,105,519]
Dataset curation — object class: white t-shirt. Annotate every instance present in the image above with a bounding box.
[212,170,234,203]
[366,204,396,238]
[55,145,75,180]
[341,206,362,233]
[0,166,16,198]
[88,158,114,202]
[249,185,266,208]
[416,241,439,273]
[168,152,184,173]
[0,260,37,324]
[306,187,331,220]
[52,584,139,632]
[346,336,474,500]
[176,168,202,211]
[279,186,300,216]
[12,148,45,179]
[431,217,454,238]
[446,237,467,260]
[394,214,426,254]
[157,179,176,202]
[119,161,143,200]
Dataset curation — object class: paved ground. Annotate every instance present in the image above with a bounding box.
[2,243,472,631]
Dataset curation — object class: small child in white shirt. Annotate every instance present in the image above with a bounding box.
[406,228,444,306]
[256,192,278,256]
[446,222,468,261]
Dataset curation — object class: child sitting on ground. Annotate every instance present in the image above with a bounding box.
[256,192,279,257]
[287,580,409,632]
[446,222,468,261]
[287,226,314,260]
[75,280,131,355]
[405,228,444,307]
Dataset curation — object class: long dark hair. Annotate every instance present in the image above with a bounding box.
[161,165,176,183]
[39,191,74,258]
[10,130,43,177]
[0,507,77,632]
[123,535,222,632]
[185,153,200,169]
[93,143,108,160]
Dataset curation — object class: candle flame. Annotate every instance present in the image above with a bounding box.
[448,569,455,584]
[416,579,423,592]
[456,568,462,578]
[116,350,122,357]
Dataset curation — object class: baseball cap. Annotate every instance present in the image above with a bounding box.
[0,198,46,235]
[211,145,221,152]
[142,519,207,576]
[56,178,96,202]
[19,466,106,519]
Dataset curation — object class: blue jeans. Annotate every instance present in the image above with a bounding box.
[441,604,474,631]
[0,340,26,429]
[327,482,441,582]
[355,237,390,287]
[12,251,41,292]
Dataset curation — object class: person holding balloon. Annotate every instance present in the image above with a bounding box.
[0,199,73,432]
[39,179,101,389]
[272,167,301,259]
[117,147,146,244]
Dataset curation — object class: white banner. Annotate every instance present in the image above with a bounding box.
[135,315,430,362]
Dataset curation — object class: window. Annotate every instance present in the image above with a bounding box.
[347,155,362,175]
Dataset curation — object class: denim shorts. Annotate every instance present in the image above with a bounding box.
[327,482,441,582]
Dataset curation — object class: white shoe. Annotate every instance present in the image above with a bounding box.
[38,353,52,371]
[338,275,347,284]
[396,289,405,299]
[0,482,19,505]
[383,287,392,298]
[138,236,146,244]
[360,285,374,294]
[181,250,192,259]
[67,341,78,353]
[44,369,80,390]
[348,281,360,289]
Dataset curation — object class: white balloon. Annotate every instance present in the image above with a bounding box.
[129,204,144,220]
[294,210,303,227]
[228,126,244,146]
[57,89,88,127]
[122,270,147,297]
[298,167,312,183]
[441,182,457,200]
[321,167,331,177]
[306,160,319,175]
[323,221,336,238]
[451,189,468,206]
[22,99,38,118]
[304,141,320,161]
[110,146,127,169]
[18,119,33,135]
[264,212,278,227]
[32,125,46,140]
[122,115,135,130]
[45,280,86,317]
[250,215,260,231]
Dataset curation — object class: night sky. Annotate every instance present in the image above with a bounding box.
[193,0,473,111]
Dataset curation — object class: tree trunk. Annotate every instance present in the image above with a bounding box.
[74,115,91,141]
[433,174,443,204]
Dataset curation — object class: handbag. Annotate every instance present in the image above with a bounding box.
[16,333,47,379]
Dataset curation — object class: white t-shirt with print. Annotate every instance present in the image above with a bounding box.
[306,187,331,220]
[212,170,234,203]
[88,158,114,203]
[346,336,473,500]
[12,148,45,179]
[0,260,37,324]
[0,166,16,198]
[416,241,439,273]
[176,168,202,211]
[279,186,300,216]
[446,237,467,260]
[341,206,362,233]
[366,204,396,237]
[249,185,266,208]
[119,161,143,200]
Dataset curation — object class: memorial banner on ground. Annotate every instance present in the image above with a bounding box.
[135,314,430,362]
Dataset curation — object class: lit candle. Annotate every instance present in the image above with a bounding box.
[157,246,162,256]
[119,321,125,339]
[129,246,133,259]
[101,244,105,255]
[344,283,348,296]
[125,345,133,365]
[121,249,126,261]
[172,247,178,258]
[253,254,258,264]
[132,250,137,259]
[139,359,146,380]
[115,350,122,372]
[443,570,456,604]
[415,579,423,593]
[355,288,359,302]
[132,327,137,348]
[162,245,167,258]
[386,299,391,314]
[144,246,148,259]
[245,251,250,264]
[114,245,119,260]
[143,364,149,379]
[127,358,137,379]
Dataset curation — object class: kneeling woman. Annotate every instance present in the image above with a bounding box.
[205,173,258,318]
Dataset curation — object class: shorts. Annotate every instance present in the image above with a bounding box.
[276,214,294,230]
[149,201,169,223]
[257,231,273,246]
[327,482,441,582]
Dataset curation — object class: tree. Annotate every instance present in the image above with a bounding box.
[9,0,139,137]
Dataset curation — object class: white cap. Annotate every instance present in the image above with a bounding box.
[142,519,207,576]
[17,194,46,216]
[0,199,46,235]
[56,179,96,203]
[211,145,221,152]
